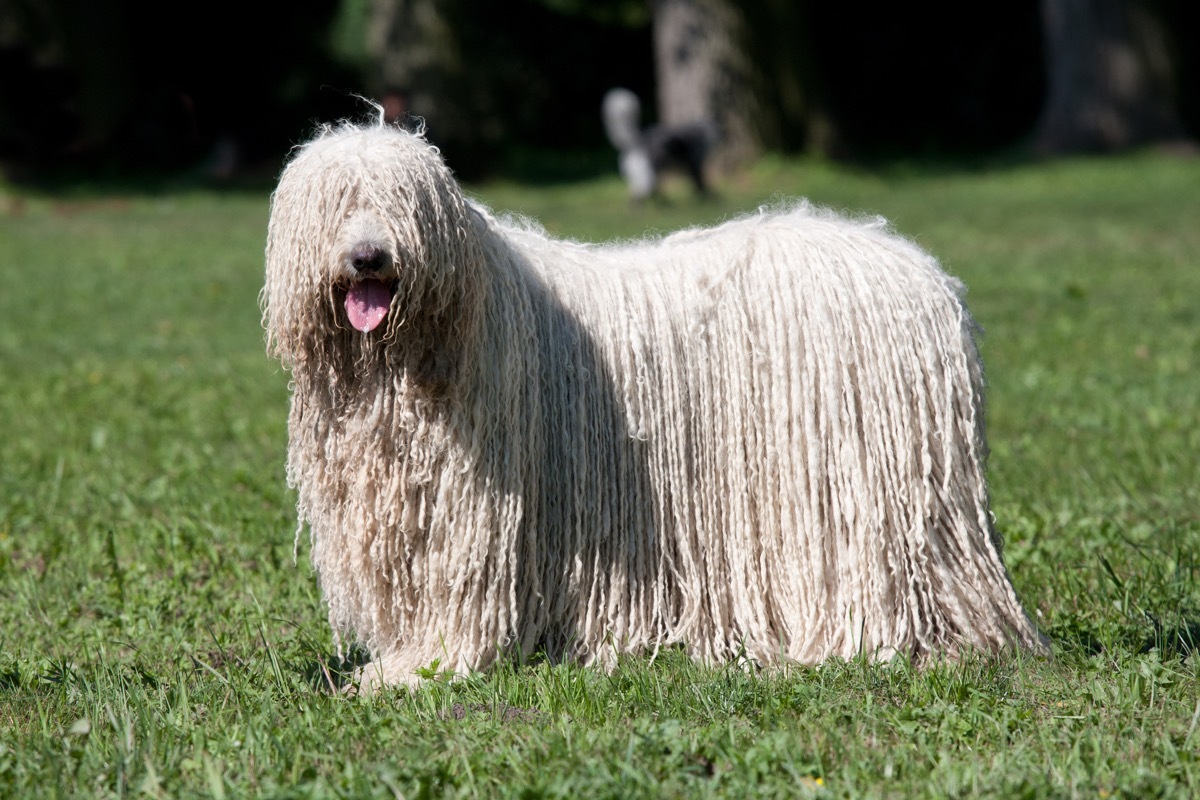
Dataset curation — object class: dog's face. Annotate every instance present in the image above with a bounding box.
[263,123,483,393]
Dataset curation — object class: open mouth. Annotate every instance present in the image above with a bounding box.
[344,278,394,332]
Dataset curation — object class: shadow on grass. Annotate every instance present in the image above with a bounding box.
[5,145,621,198]
[1048,612,1200,659]
[299,643,373,694]
[3,158,284,198]
[1141,613,1200,658]
[11,137,1200,202]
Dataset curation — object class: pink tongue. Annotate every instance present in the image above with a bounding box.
[345,279,391,332]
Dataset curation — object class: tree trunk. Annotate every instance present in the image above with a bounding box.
[651,0,838,168]
[651,0,762,168]
[1032,0,1192,154]
[366,0,464,135]
[365,0,509,177]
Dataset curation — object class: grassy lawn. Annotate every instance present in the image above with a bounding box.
[1,150,1198,798]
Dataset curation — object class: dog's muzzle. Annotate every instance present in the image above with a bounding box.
[344,244,396,333]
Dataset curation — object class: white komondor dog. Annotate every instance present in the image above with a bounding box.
[263,119,1045,689]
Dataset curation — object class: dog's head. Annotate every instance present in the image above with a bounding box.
[263,122,484,395]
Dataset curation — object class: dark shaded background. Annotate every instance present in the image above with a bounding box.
[1,0,1197,183]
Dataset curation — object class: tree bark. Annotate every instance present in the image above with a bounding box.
[1032,0,1192,154]
[651,0,761,168]
[651,0,837,168]
[366,0,465,136]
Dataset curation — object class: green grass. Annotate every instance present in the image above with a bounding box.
[2,153,1198,798]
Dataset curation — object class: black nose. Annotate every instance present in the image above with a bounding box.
[349,245,391,274]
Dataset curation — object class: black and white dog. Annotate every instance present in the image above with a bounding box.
[601,88,716,203]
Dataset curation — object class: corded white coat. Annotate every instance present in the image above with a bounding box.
[263,121,1045,688]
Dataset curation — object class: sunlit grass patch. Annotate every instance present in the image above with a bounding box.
[2,153,1198,797]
